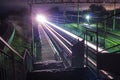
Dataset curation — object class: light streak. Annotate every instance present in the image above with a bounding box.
[45,24,73,46]
[100,70,114,79]
[84,55,97,66]
[43,23,72,55]
[45,21,108,53]
[84,41,108,53]
[46,21,83,41]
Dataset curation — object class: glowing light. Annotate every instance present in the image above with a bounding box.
[36,15,47,23]
[46,21,83,41]
[83,23,89,26]
[86,15,91,20]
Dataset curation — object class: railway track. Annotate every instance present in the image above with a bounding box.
[39,21,114,79]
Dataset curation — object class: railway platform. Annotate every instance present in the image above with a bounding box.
[38,25,56,61]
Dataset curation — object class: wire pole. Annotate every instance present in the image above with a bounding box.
[112,0,116,31]
[63,3,66,28]
[77,3,80,28]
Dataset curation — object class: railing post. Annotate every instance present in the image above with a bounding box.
[11,53,16,80]
[23,57,27,80]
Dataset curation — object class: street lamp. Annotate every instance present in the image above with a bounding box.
[85,15,91,24]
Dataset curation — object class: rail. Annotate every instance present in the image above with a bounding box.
[0,36,33,80]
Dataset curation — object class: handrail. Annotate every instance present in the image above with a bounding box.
[100,44,120,53]
[23,49,32,60]
[0,49,23,63]
[0,36,23,59]
[0,36,33,80]
[0,36,33,60]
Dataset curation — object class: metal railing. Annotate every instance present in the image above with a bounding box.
[0,36,33,80]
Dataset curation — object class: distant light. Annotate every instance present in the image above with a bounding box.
[86,15,91,20]
[36,15,47,23]
[83,23,89,26]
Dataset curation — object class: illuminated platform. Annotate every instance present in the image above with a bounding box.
[38,25,55,61]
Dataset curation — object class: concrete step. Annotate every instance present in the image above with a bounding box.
[34,60,64,70]
[27,67,102,80]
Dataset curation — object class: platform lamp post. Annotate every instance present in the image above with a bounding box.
[85,14,91,41]
[112,1,116,31]
[85,14,91,66]
[63,3,66,28]
[77,3,80,36]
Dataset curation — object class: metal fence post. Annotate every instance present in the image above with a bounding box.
[11,53,16,80]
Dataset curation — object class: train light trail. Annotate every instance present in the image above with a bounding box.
[45,24,73,46]
[36,14,47,23]
[35,14,107,53]
[46,21,83,41]
[45,20,108,53]
[43,23,72,55]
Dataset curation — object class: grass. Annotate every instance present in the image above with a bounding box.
[110,30,120,36]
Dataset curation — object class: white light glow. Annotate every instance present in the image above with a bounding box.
[46,21,83,41]
[36,15,47,23]
[84,41,108,53]
[83,23,89,26]
[86,15,91,20]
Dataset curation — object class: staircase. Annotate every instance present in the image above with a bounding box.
[26,60,99,80]
[33,60,64,72]
[26,68,98,80]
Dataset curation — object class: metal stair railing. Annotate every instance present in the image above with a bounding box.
[100,44,120,53]
[0,36,33,80]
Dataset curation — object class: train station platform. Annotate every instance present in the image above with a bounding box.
[38,26,55,61]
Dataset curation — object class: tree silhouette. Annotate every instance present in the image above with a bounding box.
[89,4,108,17]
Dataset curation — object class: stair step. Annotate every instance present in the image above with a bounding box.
[26,67,100,80]
[34,60,63,64]
[33,69,62,72]
[34,60,64,70]
[27,68,86,80]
